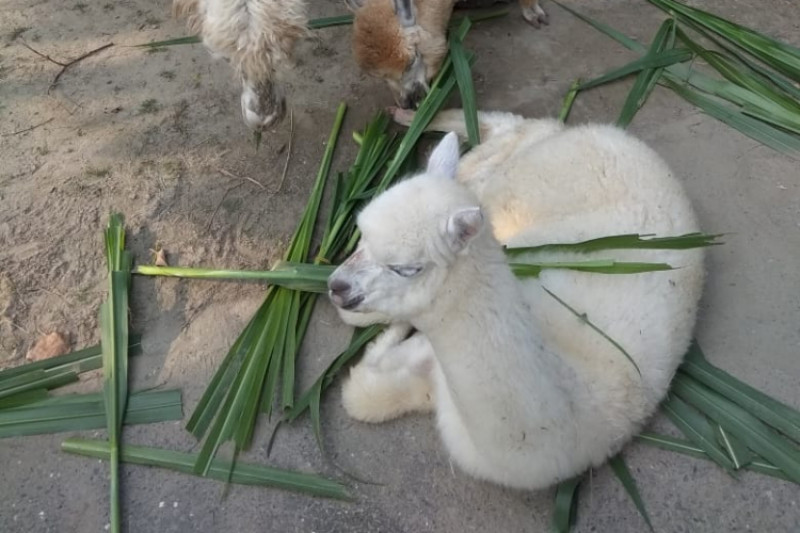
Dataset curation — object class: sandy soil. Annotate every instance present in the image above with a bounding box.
[1,0,798,531]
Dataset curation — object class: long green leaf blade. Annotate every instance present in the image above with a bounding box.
[0,369,78,399]
[550,0,646,54]
[0,390,182,438]
[307,15,354,29]
[285,325,383,422]
[101,213,132,533]
[715,423,753,469]
[450,34,480,146]
[647,0,800,81]
[578,48,692,91]
[62,438,351,500]
[680,342,800,443]
[542,287,641,376]
[506,232,722,256]
[135,263,333,292]
[609,454,654,531]
[185,299,265,437]
[552,477,581,533]
[636,432,792,482]
[0,337,141,382]
[136,16,356,49]
[671,374,800,484]
[661,394,737,473]
[617,19,676,128]
[511,261,673,277]
[559,79,581,123]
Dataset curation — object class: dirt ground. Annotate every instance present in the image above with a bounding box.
[1,0,798,531]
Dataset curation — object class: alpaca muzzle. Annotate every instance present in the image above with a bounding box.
[399,81,427,110]
[328,277,365,310]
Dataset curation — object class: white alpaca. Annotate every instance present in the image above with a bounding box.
[327,109,705,489]
[173,0,307,130]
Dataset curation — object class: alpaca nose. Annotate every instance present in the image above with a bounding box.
[328,278,352,306]
[400,82,426,110]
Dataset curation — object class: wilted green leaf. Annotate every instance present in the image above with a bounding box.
[609,454,654,531]
[542,287,641,376]
[62,438,352,500]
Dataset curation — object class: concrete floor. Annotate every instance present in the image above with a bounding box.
[1,0,798,531]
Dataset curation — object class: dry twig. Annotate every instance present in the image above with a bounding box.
[1,118,54,137]
[19,41,66,66]
[215,167,266,190]
[50,43,114,93]
[278,108,295,192]
[20,40,114,93]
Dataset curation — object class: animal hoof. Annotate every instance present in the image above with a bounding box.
[522,5,549,28]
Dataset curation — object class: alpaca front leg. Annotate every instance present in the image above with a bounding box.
[342,328,436,423]
[389,107,524,142]
[519,0,549,28]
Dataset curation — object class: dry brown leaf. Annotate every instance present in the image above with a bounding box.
[150,246,168,267]
[26,331,70,362]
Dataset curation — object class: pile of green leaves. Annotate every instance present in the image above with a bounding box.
[548,2,800,529]
[553,0,800,156]
[0,335,183,439]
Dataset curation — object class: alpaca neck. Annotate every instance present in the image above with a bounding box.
[412,236,580,438]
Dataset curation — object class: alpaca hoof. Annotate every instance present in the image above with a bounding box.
[388,106,416,127]
[522,5,549,28]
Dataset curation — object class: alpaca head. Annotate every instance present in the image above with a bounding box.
[348,0,450,109]
[329,132,485,323]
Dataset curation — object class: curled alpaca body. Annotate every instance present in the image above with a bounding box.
[348,0,548,108]
[328,109,705,489]
[173,0,307,130]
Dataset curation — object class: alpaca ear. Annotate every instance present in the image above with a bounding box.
[393,0,416,27]
[445,207,483,253]
[344,0,365,12]
[426,132,460,179]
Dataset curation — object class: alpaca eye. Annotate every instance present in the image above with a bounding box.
[389,264,422,277]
